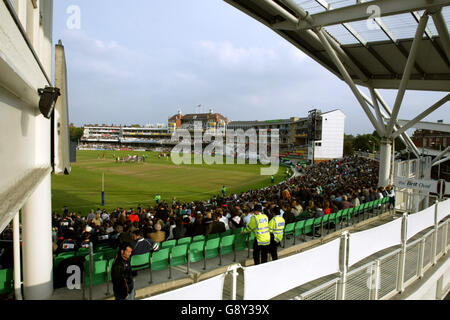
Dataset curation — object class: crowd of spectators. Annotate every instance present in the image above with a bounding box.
[0,156,396,272]
[44,156,394,255]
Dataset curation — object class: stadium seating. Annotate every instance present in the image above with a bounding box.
[283,222,295,247]
[219,234,236,264]
[177,237,192,246]
[188,240,205,264]
[234,233,248,261]
[321,214,330,232]
[220,230,233,238]
[82,259,109,299]
[247,233,255,258]
[303,218,315,240]
[192,235,206,243]
[232,227,243,234]
[0,268,13,295]
[130,252,150,271]
[203,238,220,270]
[207,233,220,240]
[313,216,323,237]
[294,220,305,244]
[150,248,170,283]
[161,240,177,250]
[170,244,189,276]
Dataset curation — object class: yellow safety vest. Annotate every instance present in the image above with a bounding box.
[244,214,270,246]
[269,216,285,243]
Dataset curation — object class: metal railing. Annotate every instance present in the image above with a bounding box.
[299,218,449,300]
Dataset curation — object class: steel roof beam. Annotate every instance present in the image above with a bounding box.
[386,13,429,136]
[411,11,450,69]
[297,0,450,30]
[316,28,386,136]
[431,146,450,165]
[432,155,450,167]
[312,0,399,78]
[264,0,371,82]
[360,90,420,158]
[431,9,450,62]
[369,87,387,137]
[392,94,450,139]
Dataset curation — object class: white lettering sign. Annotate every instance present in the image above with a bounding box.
[394,177,437,193]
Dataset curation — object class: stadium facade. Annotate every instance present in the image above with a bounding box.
[0,0,56,299]
[80,109,346,163]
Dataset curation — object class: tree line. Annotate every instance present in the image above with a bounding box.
[344,130,406,156]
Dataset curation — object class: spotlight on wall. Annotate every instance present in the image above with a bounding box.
[38,86,61,119]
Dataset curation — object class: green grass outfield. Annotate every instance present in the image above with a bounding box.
[51,150,286,215]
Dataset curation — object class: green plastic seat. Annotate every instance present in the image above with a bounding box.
[130,252,150,271]
[234,233,248,259]
[327,212,336,231]
[192,235,206,243]
[177,237,192,246]
[247,232,255,254]
[220,230,233,238]
[293,220,305,246]
[232,227,243,234]
[294,220,305,236]
[107,259,114,281]
[84,252,105,262]
[219,234,236,264]
[334,210,344,228]
[283,222,296,247]
[0,268,14,295]
[99,248,118,261]
[161,240,177,250]
[56,251,76,259]
[321,214,330,230]
[207,233,220,240]
[203,238,220,270]
[313,216,323,236]
[361,202,370,221]
[84,259,108,287]
[188,241,205,263]
[170,244,189,276]
[150,248,170,283]
[303,218,315,238]
[77,247,90,257]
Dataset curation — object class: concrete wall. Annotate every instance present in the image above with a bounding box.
[0,0,55,299]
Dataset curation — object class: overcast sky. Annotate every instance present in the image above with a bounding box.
[52,0,448,135]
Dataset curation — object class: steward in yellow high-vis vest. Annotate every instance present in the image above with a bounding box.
[269,207,285,261]
[243,204,270,265]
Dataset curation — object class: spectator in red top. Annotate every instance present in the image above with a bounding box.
[128,210,139,223]
[323,200,331,215]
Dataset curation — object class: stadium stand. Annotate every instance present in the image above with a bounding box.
[0,156,394,299]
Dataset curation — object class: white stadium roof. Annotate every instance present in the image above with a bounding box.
[224,0,450,91]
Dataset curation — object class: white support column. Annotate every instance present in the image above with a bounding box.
[373,90,422,158]
[13,212,23,300]
[21,173,53,300]
[379,138,392,187]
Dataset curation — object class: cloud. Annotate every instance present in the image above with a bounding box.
[61,29,147,80]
